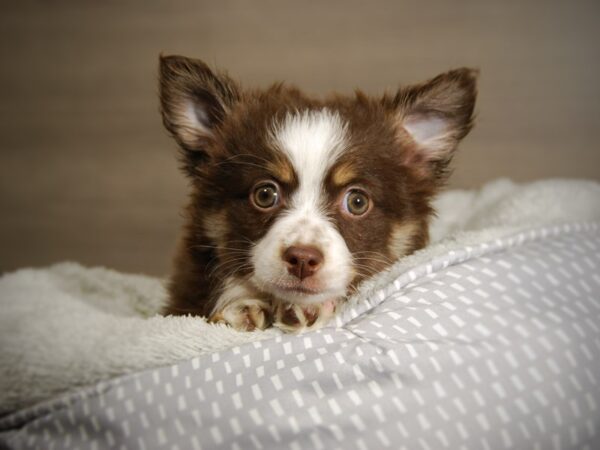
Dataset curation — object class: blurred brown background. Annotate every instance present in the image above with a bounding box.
[1,0,599,276]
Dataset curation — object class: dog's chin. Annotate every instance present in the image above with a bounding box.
[252,276,345,305]
[272,286,335,305]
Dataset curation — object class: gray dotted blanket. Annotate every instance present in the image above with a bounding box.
[1,222,599,449]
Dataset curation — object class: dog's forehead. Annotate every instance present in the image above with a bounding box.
[271,109,348,179]
[267,109,350,212]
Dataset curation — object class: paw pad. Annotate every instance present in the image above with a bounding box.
[273,299,337,333]
[210,299,271,332]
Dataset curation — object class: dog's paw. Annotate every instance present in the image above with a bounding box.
[273,299,337,333]
[210,298,272,332]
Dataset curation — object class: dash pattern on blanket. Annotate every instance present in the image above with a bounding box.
[1,223,599,449]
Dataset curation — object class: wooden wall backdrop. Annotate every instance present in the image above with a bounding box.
[1,0,599,276]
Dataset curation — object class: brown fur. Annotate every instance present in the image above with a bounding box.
[159,55,477,318]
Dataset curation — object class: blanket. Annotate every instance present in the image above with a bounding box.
[1,178,599,415]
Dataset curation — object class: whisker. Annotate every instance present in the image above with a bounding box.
[189,244,251,252]
[162,305,208,316]
[220,261,254,277]
[213,154,273,172]
[215,153,273,166]
[207,257,250,278]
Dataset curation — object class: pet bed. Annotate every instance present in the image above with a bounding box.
[1,178,599,449]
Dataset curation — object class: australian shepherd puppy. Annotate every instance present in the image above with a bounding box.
[160,55,477,332]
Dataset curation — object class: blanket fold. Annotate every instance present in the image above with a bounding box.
[1,178,599,414]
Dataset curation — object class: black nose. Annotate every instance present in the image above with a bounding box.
[282,246,324,280]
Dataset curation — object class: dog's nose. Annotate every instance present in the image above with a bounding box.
[283,246,324,280]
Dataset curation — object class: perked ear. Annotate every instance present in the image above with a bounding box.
[159,55,240,158]
[393,68,478,175]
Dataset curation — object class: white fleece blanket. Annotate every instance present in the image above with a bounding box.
[1,178,599,414]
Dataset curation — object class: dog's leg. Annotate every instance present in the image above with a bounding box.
[210,298,272,331]
[272,298,338,333]
[208,278,272,331]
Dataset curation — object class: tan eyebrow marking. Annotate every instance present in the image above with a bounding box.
[267,158,295,184]
[331,163,357,186]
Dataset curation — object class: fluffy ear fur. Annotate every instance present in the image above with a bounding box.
[392,68,478,177]
[159,55,240,172]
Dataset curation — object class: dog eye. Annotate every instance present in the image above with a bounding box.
[252,182,280,209]
[343,189,370,216]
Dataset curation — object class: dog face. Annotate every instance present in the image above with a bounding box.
[160,55,477,320]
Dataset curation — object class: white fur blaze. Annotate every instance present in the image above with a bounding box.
[271,109,348,211]
[250,109,354,305]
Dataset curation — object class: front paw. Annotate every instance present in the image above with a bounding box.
[210,299,272,332]
[273,299,337,333]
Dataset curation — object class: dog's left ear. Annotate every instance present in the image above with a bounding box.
[159,55,240,158]
[391,68,478,177]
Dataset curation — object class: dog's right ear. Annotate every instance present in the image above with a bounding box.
[159,55,240,166]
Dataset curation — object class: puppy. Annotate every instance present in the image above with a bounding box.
[160,55,477,332]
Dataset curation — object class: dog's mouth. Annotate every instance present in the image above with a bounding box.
[250,268,348,305]
[274,283,322,295]
[261,279,341,303]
